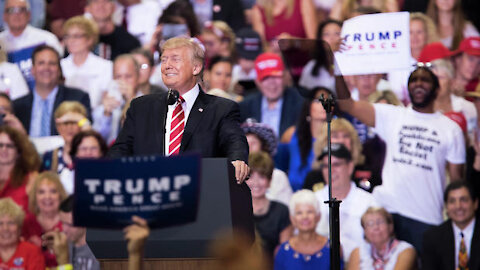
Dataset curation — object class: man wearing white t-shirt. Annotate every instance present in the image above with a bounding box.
[0,0,62,90]
[335,66,466,254]
[315,143,378,262]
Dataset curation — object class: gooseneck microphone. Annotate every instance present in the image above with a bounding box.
[167,89,180,105]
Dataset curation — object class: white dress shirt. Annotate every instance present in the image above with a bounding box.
[453,218,476,269]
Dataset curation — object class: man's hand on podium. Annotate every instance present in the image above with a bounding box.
[231,160,250,184]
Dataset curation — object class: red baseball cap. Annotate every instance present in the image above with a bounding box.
[451,37,480,56]
[255,53,284,81]
[417,42,452,63]
[444,111,467,133]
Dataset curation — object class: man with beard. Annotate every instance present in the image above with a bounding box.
[334,66,466,255]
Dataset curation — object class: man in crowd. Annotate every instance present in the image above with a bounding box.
[85,0,140,60]
[13,45,91,137]
[109,37,250,184]
[335,66,465,254]
[93,54,140,143]
[0,0,62,89]
[422,181,480,270]
[239,52,303,137]
[451,37,480,96]
[315,143,378,261]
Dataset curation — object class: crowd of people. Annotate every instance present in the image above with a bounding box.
[0,0,479,269]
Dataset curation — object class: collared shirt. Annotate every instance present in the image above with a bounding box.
[30,86,58,137]
[261,96,283,136]
[164,84,200,155]
[453,218,476,269]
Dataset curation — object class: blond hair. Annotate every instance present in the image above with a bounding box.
[368,90,402,106]
[28,171,67,215]
[63,16,99,49]
[410,12,440,45]
[162,37,205,79]
[0,197,25,229]
[54,101,87,119]
[313,118,364,169]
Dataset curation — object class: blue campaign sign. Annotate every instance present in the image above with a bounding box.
[7,44,42,90]
[73,154,201,229]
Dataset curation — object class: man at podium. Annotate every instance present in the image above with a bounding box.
[109,37,250,183]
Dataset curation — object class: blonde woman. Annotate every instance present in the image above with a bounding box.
[23,172,68,268]
[41,101,89,194]
[61,16,113,109]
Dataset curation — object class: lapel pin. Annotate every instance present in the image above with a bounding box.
[198,108,203,112]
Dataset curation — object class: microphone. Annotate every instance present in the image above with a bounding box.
[167,89,179,105]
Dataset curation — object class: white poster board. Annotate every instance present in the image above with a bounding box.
[334,12,411,75]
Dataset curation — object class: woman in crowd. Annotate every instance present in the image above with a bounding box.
[0,126,41,213]
[70,130,108,159]
[426,0,479,49]
[247,151,291,260]
[0,198,45,269]
[23,171,67,267]
[299,20,339,93]
[241,120,293,206]
[430,57,477,138]
[274,189,340,269]
[410,13,439,60]
[281,87,333,191]
[42,101,89,195]
[206,56,242,102]
[251,0,317,52]
[61,16,113,109]
[347,207,416,270]
[201,21,236,67]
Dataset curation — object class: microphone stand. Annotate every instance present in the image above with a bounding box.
[164,89,179,154]
[319,94,341,270]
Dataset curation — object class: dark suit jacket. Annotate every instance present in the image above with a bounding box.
[108,89,248,162]
[239,87,304,137]
[422,219,480,270]
[13,85,91,136]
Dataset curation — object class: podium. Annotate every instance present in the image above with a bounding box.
[86,158,254,259]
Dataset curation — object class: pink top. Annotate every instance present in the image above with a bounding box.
[257,0,306,42]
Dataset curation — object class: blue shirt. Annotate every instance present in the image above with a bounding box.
[30,86,58,137]
[274,240,343,270]
[261,96,283,137]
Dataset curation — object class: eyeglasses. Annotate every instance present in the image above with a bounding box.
[64,34,88,40]
[4,7,28,14]
[57,121,79,127]
[0,142,15,149]
[364,219,387,228]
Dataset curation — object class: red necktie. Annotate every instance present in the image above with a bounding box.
[121,7,128,30]
[168,97,185,155]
